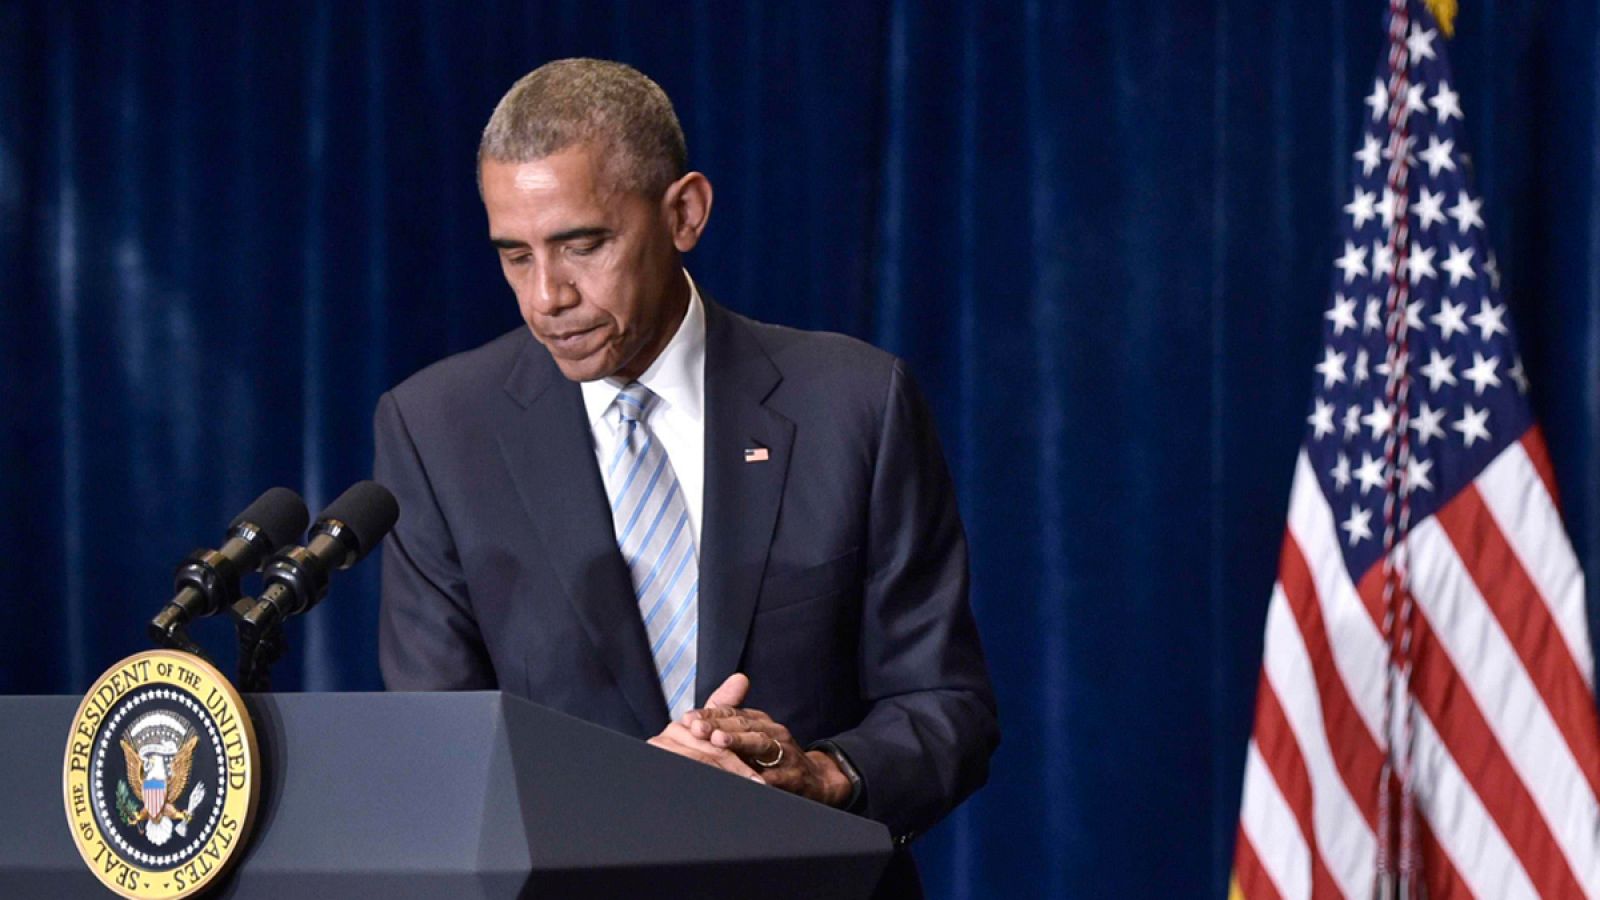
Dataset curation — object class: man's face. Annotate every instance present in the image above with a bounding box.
[481,145,685,383]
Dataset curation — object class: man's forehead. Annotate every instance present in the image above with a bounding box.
[482,156,654,242]
[512,164,562,192]
[484,145,615,192]
[484,157,588,195]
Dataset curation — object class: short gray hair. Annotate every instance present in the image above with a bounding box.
[478,58,687,197]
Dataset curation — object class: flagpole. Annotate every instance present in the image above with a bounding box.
[1376,0,1419,897]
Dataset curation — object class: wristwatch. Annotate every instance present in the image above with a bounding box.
[811,739,865,813]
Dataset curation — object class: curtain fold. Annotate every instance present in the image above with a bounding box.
[3,1,1597,896]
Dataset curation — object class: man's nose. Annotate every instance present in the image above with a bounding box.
[530,261,577,315]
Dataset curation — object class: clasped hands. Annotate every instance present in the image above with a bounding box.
[647,672,852,808]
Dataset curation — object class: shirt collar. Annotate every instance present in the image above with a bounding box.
[579,271,706,428]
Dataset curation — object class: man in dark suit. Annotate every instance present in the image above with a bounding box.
[375,59,996,895]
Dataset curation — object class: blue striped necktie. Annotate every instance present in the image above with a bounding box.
[600,383,699,719]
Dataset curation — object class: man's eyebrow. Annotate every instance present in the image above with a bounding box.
[490,228,611,251]
[544,226,612,244]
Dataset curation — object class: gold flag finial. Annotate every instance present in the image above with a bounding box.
[1426,0,1458,37]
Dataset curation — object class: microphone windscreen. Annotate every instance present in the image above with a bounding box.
[230,487,310,552]
[317,480,400,561]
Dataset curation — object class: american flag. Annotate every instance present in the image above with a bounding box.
[1232,2,1600,898]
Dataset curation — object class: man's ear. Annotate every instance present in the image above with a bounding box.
[662,171,713,253]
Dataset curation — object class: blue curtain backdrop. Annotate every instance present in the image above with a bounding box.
[4,1,1599,896]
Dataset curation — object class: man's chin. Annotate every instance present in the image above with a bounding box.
[532,333,616,382]
[542,347,621,383]
[552,356,616,383]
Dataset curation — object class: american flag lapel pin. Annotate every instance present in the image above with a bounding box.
[743,447,770,463]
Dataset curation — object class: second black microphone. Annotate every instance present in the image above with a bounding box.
[239,480,399,634]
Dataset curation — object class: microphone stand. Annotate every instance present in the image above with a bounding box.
[230,596,285,692]
[147,620,212,661]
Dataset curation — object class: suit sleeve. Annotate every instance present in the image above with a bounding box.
[374,390,498,691]
[826,360,1000,842]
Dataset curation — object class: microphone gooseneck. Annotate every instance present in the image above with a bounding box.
[149,487,309,650]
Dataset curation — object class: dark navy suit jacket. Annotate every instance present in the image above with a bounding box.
[374,299,998,857]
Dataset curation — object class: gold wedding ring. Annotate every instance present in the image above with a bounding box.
[754,739,785,769]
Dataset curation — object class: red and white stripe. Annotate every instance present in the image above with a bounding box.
[143,784,166,821]
[1235,430,1600,898]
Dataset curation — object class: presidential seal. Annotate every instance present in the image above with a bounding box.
[63,650,259,899]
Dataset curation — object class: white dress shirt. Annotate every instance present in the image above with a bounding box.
[580,273,706,545]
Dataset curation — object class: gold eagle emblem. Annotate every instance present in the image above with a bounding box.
[121,733,201,831]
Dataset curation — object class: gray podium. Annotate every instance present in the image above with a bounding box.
[4,691,892,898]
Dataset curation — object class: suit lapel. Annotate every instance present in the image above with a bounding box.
[697,300,794,706]
[495,337,669,733]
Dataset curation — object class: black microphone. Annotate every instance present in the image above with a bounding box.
[149,488,310,647]
[239,480,399,634]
